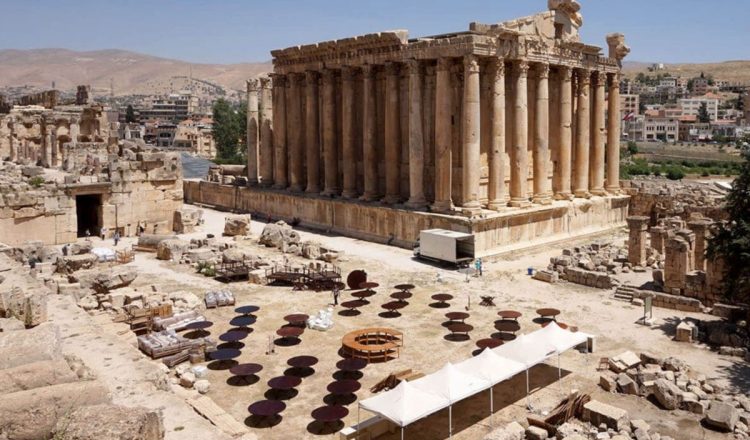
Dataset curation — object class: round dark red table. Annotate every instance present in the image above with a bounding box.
[381,301,407,317]
[283,314,309,327]
[476,338,503,350]
[235,305,260,315]
[219,330,249,342]
[209,348,241,361]
[230,363,263,384]
[276,326,303,345]
[359,281,379,291]
[268,375,302,390]
[494,320,521,334]
[336,357,367,372]
[447,322,473,337]
[445,311,470,322]
[248,399,285,426]
[312,405,349,424]
[536,308,561,320]
[229,315,256,327]
[352,290,375,301]
[394,283,415,293]
[390,291,412,302]
[497,310,522,321]
[327,379,361,395]
[184,320,213,338]
[431,294,453,308]
[340,299,367,315]
[287,355,319,369]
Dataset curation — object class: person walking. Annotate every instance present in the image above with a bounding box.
[475,258,483,277]
[100,226,107,241]
[113,231,120,247]
[62,243,69,256]
[332,285,340,306]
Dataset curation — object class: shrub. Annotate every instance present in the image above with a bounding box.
[666,167,685,180]
[28,176,45,188]
[627,141,638,155]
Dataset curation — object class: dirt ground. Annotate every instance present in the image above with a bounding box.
[56,206,747,440]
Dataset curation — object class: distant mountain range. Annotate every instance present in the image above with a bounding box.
[622,60,750,83]
[0,48,272,97]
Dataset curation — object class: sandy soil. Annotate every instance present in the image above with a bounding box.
[63,206,746,439]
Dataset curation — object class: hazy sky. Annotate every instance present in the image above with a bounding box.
[2,0,748,64]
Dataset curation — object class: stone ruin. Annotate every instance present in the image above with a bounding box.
[626,178,729,223]
[538,242,629,289]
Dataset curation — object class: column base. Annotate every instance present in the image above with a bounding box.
[487,200,509,211]
[574,190,592,199]
[288,184,304,193]
[247,179,259,187]
[320,188,340,197]
[341,190,358,199]
[532,195,553,205]
[554,192,574,201]
[381,194,401,205]
[590,188,607,197]
[431,200,454,213]
[509,198,531,208]
[272,183,288,190]
[405,197,428,210]
[605,186,621,195]
[359,192,380,202]
[305,186,321,194]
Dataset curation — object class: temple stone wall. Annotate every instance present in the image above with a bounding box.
[185,180,628,256]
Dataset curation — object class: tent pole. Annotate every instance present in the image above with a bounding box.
[558,354,563,396]
[357,404,360,439]
[449,405,453,439]
[526,368,531,410]
[401,426,404,440]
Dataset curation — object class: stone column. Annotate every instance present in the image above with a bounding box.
[510,61,530,208]
[555,67,573,200]
[360,65,379,201]
[487,58,506,210]
[341,66,357,199]
[383,62,401,204]
[664,231,695,295]
[259,77,274,187]
[461,55,481,212]
[687,219,711,272]
[627,216,649,266]
[246,79,260,185]
[305,71,321,194]
[573,69,591,198]
[287,73,304,192]
[650,226,667,255]
[272,74,288,189]
[590,71,606,196]
[405,59,427,209]
[432,58,453,212]
[533,63,552,204]
[321,68,339,196]
[606,73,622,193]
[8,120,16,162]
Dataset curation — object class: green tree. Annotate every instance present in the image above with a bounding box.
[125,105,136,123]
[707,149,750,303]
[212,98,245,163]
[697,102,711,123]
[627,141,639,156]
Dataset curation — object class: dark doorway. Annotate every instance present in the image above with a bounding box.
[76,194,102,237]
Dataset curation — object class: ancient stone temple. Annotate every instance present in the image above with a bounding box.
[186,0,632,255]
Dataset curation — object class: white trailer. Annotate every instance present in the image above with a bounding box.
[413,229,475,267]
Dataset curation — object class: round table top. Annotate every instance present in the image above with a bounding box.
[276,326,304,338]
[445,311,470,321]
[185,320,213,330]
[390,291,413,301]
[394,284,415,291]
[209,348,242,361]
[494,320,521,333]
[381,301,407,311]
[352,290,375,299]
[346,270,367,290]
[229,315,257,327]
[311,405,349,423]
[497,310,522,320]
[431,293,454,302]
[287,355,319,368]
[230,363,263,376]
[235,305,260,315]
[536,308,561,317]
[327,379,361,395]
[219,330,249,342]
[268,375,302,390]
[359,281,379,290]
[476,338,504,350]
[248,400,286,416]
[447,322,474,334]
[341,299,368,309]
[336,357,368,372]
[284,314,310,324]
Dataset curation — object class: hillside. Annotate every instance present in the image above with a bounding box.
[0,48,272,97]
[622,60,750,83]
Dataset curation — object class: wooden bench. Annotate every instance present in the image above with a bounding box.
[341,328,404,364]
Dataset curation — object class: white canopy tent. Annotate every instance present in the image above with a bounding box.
[523,322,592,396]
[358,381,449,440]
[454,348,526,416]
[492,333,558,408]
[410,363,490,438]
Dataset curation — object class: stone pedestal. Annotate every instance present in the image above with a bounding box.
[627,216,649,266]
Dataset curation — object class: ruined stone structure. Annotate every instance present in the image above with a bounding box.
[188,1,631,255]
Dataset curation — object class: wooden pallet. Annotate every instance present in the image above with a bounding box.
[187,395,247,437]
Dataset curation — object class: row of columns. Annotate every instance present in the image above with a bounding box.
[247,56,622,211]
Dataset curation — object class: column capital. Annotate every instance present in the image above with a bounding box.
[577,69,591,86]
[536,63,550,79]
[361,64,376,76]
[406,58,422,74]
[305,70,319,83]
[341,65,356,81]
[385,61,400,76]
[259,76,272,89]
[591,70,605,85]
[608,72,621,87]
[516,60,530,77]
[487,57,505,76]
[246,78,260,93]
[464,55,480,73]
[321,68,336,83]
[270,73,287,87]
[288,72,306,85]
[437,57,453,72]
[560,66,573,81]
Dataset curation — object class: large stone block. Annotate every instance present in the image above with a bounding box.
[56,404,164,440]
[223,214,252,236]
[0,359,78,394]
[0,287,47,326]
[704,401,738,432]
[582,400,629,431]
[156,238,189,261]
[56,253,98,273]
[653,378,682,410]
